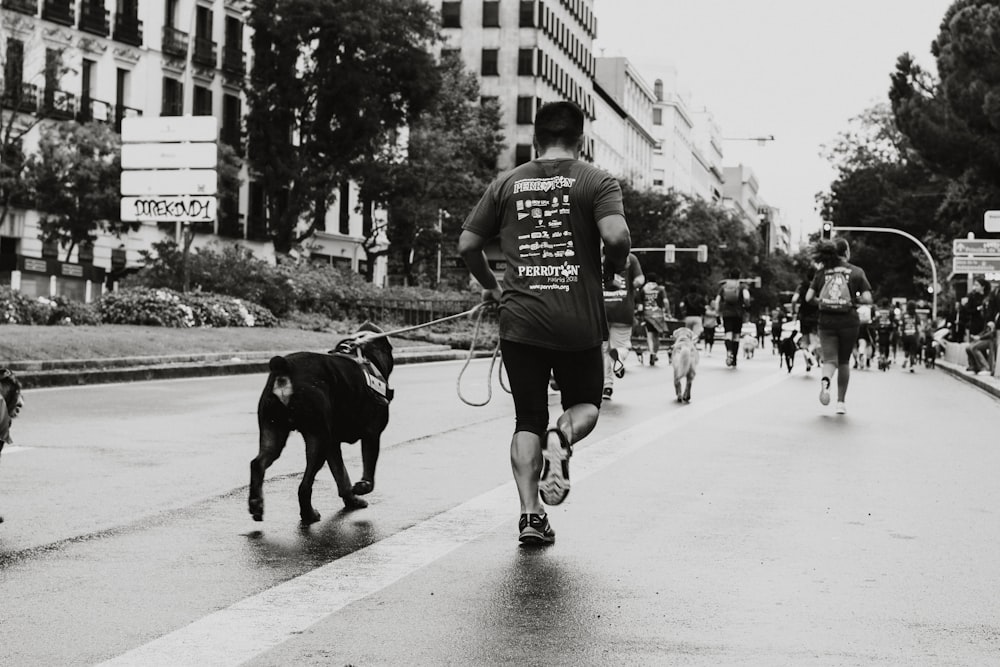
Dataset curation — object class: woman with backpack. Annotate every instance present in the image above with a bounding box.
[804,238,873,414]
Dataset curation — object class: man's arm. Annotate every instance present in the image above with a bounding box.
[458,230,502,303]
[597,213,630,275]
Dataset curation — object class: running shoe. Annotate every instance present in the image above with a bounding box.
[609,348,626,378]
[518,513,555,545]
[602,387,613,401]
[539,428,571,506]
[649,353,658,366]
[819,377,831,406]
[835,402,846,415]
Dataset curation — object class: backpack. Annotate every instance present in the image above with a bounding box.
[721,280,742,307]
[875,308,893,331]
[816,269,854,313]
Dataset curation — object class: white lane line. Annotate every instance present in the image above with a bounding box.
[100,371,788,667]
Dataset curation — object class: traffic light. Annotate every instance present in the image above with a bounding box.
[664,243,676,263]
[696,244,708,263]
[821,222,833,240]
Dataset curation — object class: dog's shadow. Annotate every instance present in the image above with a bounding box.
[241,510,382,569]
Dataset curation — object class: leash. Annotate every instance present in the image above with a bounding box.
[343,303,509,406]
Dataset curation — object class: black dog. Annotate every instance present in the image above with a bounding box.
[1,368,24,525]
[249,322,394,524]
[778,331,800,373]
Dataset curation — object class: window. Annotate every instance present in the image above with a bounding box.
[440,48,460,62]
[338,181,350,234]
[519,0,535,27]
[482,0,499,27]
[481,95,499,108]
[80,59,94,102]
[193,85,212,116]
[441,1,461,28]
[4,39,24,93]
[222,93,242,151]
[653,108,662,125]
[517,48,534,76]
[653,179,664,187]
[516,96,533,124]
[481,48,498,76]
[161,77,183,116]
[515,143,532,165]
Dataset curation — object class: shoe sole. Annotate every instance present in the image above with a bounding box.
[518,528,555,545]
[819,384,830,406]
[539,429,570,506]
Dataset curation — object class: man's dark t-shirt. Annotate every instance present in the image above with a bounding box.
[463,158,624,350]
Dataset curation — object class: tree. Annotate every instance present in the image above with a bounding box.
[889,1,1000,236]
[358,52,505,286]
[245,0,441,254]
[24,121,134,261]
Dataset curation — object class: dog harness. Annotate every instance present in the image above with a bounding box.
[330,342,394,405]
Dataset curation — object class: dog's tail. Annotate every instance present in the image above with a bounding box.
[269,356,294,407]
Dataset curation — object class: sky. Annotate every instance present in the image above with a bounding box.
[592,0,956,246]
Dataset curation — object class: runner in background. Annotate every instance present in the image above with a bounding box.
[601,252,644,400]
[715,270,750,368]
[702,301,719,356]
[638,274,670,365]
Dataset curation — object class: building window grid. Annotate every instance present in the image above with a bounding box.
[481,48,499,76]
[441,1,461,28]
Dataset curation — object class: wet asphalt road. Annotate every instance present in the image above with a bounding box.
[1,348,999,665]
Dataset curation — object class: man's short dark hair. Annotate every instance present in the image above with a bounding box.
[533,101,584,150]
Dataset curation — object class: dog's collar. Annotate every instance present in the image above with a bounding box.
[329,348,394,403]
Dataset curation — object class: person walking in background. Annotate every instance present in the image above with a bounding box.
[601,252,644,400]
[805,238,872,414]
[715,270,750,368]
[702,301,719,356]
[680,287,706,345]
[639,273,670,365]
[770,306,787,355]
[755,314,768,349]
[791,266,820,371]
[458,101,631,546]
[874,298,897,370]
[899,300,922,372]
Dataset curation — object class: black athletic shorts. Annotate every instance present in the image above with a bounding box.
[722,315,743,335]
[800,319,818,336]
[818,322,860,365]
[500,339,603,436]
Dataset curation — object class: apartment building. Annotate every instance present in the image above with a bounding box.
[690,107,724,203]
[437,0,598,169]
[592,56,654,189]
[722,164,762,234]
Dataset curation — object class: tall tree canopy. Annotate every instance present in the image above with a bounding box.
[245,0,441,253]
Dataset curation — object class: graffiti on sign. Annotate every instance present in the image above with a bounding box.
[120,196,217,222]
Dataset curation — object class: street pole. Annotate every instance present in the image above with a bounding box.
[833,225,938,324]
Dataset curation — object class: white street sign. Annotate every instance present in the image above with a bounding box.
[121,196,217,222]
[985,210,1000,233]
[121,116,218,143]
[952,256,1000,274]
[120,169,217,196]
[952,238,1000,256]
[121,142,217,170]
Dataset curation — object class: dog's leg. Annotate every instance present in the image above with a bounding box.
[683,369,694,403]
[324,442,368,510]
[674,377,684,402]
[249,425,289,521]
[352,435,380,496]
[299,432,328,524]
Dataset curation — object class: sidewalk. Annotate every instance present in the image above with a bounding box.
[935,340,1000,401]
[8,344,492,389]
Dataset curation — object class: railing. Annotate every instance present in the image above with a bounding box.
[79,2,110,36]
[192,36,217,67]
[352,298,481,327]
[1,82,39,113]
[221,46,246,77]
[42,89,76,119]
[2,0,38,15]
[41,0,74,25]
[162,26,189,58]
[77,97,113,123]
[113,104,142,132]
[113,13,143,46]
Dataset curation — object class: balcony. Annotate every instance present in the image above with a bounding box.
[113,104,142,133]
[1,82,40,114]
[42,89,76,119]
[221,46,246,78]
[41,0,74,25]
[192,36,217,68]
[113,13,143,46]
[79,2,110,37]
[162,26,189,58]
[77,96,113,123]
[2,0,38,16]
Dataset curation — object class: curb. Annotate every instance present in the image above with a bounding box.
[936,359,1000,401]
[14,346,495,389]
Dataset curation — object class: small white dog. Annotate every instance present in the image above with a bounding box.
[739,334,758,359]
[670,327,699,403]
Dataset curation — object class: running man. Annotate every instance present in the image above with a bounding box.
[715,270,750,367]
[458,101,631,546]
[602,252,644,399]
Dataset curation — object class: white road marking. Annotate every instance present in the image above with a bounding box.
[99,371,789,667]
[0,445,30,454]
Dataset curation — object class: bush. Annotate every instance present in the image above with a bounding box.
[98,287,277,327]
[0,289,101,325]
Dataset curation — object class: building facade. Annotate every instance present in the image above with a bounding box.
[593,56,654,189]
[437,0,598,168]
[722,164,762,234]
